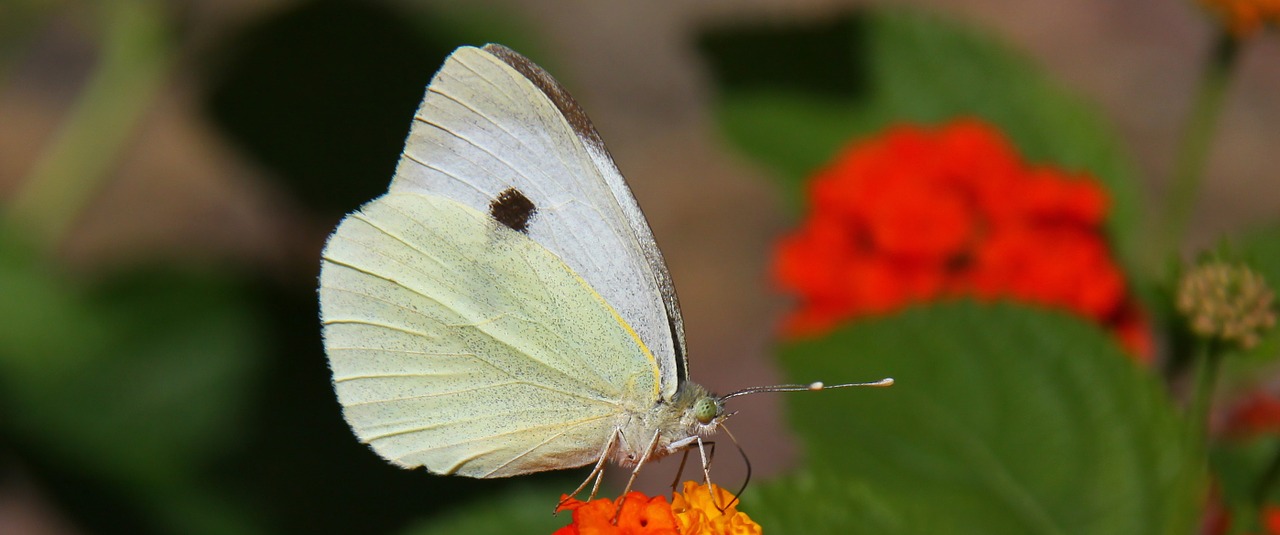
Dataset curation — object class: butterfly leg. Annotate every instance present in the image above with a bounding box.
[558,429,618,511]
[695,436,725,510]
[670,448,692,492]
[671,441,716,491]
[610,429,663,524]
[620,428,663,498]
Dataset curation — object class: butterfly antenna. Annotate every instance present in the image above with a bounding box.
[719,377,894,402]
[718,423,749,512]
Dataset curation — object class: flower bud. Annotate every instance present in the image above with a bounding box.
[1176,261,1276,349]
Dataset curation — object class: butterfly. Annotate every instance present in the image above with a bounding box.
[318,43,891,500]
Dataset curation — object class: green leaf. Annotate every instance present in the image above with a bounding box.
[398,483,571,535]
[0,232,260,488]
[756,302,1200,534]
[0,228,265,534]
[699,9,1143,271]
[744,472,911,532]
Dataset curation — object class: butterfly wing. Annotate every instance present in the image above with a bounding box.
[321,192,660,477]
[387,45,688,398]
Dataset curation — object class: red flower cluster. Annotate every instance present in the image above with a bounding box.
[774,119,1150,360]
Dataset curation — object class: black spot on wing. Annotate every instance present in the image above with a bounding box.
[489,187,537,233]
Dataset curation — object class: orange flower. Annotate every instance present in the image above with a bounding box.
[553,483,760,535]
[671,482,761,535]
[553,491,678,535]
[774,118,1150,360]
[1200,0,1280,37]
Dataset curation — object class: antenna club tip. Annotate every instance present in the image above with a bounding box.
[809,378,892,390]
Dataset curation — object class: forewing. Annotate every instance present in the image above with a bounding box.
[388,45,687,398]
[320,192,660,477]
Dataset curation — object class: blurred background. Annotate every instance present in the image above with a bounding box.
[0,0,1276,534]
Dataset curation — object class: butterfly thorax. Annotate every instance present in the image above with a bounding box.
[611,382,725,467]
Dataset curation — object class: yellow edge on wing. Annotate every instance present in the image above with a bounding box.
[555,259,662,401]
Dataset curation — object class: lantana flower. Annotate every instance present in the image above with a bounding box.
[774,118,1150,360]
[553,482,760,535]
[671,481,761,535]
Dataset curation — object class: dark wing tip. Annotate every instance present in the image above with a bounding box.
[479,43,607,154]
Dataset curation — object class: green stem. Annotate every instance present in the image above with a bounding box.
[1189,340,1221,448]
[5,0,173,252]
[1147,32,1239,275]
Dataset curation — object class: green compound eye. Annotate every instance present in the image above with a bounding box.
[693,397,718,425]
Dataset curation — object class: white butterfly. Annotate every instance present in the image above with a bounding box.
[319,44,890,499]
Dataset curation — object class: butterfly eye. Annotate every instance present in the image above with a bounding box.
[693,397,719,425]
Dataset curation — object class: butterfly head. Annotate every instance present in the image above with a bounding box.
[692,396,720,425]
[672,383,729,436]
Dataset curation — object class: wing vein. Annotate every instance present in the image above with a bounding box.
[392,412,616,457]
[341,378,608,408]
[481,417,617,477]
[400,150,488,197]
[411,114,532,191]
[346,202,618,391]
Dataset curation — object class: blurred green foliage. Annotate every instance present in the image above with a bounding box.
[3,2,1276,534]
[0,227,264,534]
[1,1,562,534]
